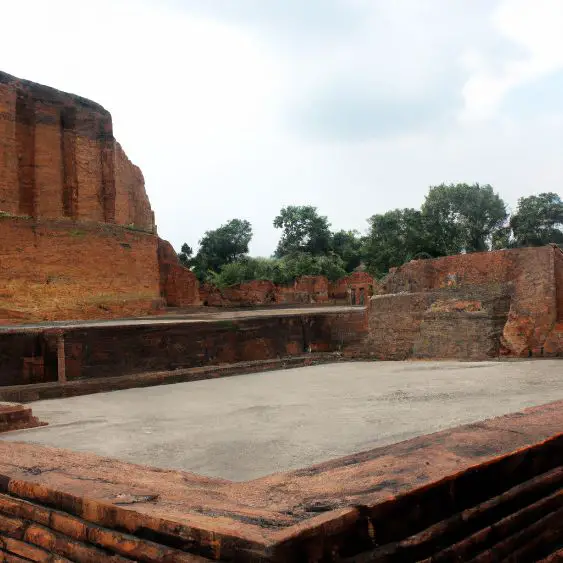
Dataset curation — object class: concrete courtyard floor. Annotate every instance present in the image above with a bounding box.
[2,360,562,481]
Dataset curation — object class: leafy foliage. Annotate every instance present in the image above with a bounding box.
[209,253,347,288]
[179,186,562,286]
[178,243,193,268]
[273,206,332,257]
[331,230,364,272]
[192,219,252,279]
[363,209,435,277]
[421,183,507,254]
[510,193,563,247]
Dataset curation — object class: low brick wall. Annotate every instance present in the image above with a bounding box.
[199,273,377,308]
[0,310,367,387]
[364,288,511,360]
[379,246,562,356]
[0,401,562,561]
[0,403,44,433]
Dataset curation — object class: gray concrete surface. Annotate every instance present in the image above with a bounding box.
[2,360,562,481]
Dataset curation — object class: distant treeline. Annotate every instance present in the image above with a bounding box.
[178,185,563,287]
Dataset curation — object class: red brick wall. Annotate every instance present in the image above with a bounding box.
[157,239,200,307]
[57,310,367,381]
[0,216,162,321]
[554,247,563,321]
[0,83,18,214]
[377,247,559,357]
[200,276,332,308]
[329,272,376,304]
[114,142,155,230]
[0,71,155,233]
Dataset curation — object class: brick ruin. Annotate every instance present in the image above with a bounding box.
[0,71,200,320]
[200,272,376,308]
[368,245,563,359]
[0,71,562,562]
[0,70,377,322]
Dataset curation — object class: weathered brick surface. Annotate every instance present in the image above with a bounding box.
[0,403,44,433]
[0,216,162,323]
[199,275,371,308]
[158,239,200,307]
[0,401,562,562]
[0,84,18,215]
[375,246,563,358]
[329,272,376,305]
[58,311,366,381]
[114,142,154,231]
[0,71,154,233]
[0,71,204,322]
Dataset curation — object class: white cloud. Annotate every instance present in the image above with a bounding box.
[461,0,563,121]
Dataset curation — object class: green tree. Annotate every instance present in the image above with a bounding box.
[331,230,364,272]
[363,208,433,277]
[510,192,563,247]
[422,183,507,254]
[178,243,193,268]
[273,206,332,257]
[192,219,252,279]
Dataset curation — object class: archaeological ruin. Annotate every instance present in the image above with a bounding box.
[0,72,561,562]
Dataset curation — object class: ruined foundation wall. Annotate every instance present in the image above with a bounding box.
[376,247,560,357]
[0,310,366,386]
[199,273,376,308]
[59,311,366,381]
[0,216,161,323]
[157,239,200,307]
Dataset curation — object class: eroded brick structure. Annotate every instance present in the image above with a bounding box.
[199,274,377,308]
[0,71,199,320]
[366,245,563,359]
[0,71,154,230]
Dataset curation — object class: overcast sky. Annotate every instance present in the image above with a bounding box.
[3,0,563,256]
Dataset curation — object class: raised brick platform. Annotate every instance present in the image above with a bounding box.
[0,403,44,433]
[0,400,562,561]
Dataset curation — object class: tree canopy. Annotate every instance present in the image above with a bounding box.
[363,209,433,277]
[421,183,507,254]
[510,193,563,247]
[178,186,563,286]
[191,218,252,279]
[273,206,332,257]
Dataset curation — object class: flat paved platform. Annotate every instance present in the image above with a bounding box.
[2,360,562,480]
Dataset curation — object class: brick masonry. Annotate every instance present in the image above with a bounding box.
[0,71,154,232]
[200,273,377,308]
[0,310,367,387]
[370,246,563,358]
[0,70,204,321]
[0,400,561,561]
[0,216,163,323]
[0,403,44,433]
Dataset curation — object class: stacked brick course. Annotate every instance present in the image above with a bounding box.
[0,71,154,231]
[0,71,200,320]
[368,246,563,358]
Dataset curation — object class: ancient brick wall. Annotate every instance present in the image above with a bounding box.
[329,272,376,305]
[0,71,154,232]
[364,288,511,360]
[114,142,155,230]
[554,246,563,321]
[157,239,200,307]
[378,247,559,357]
[52,311,366,381]
[199,276,333,308]
[0,216,161,322]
